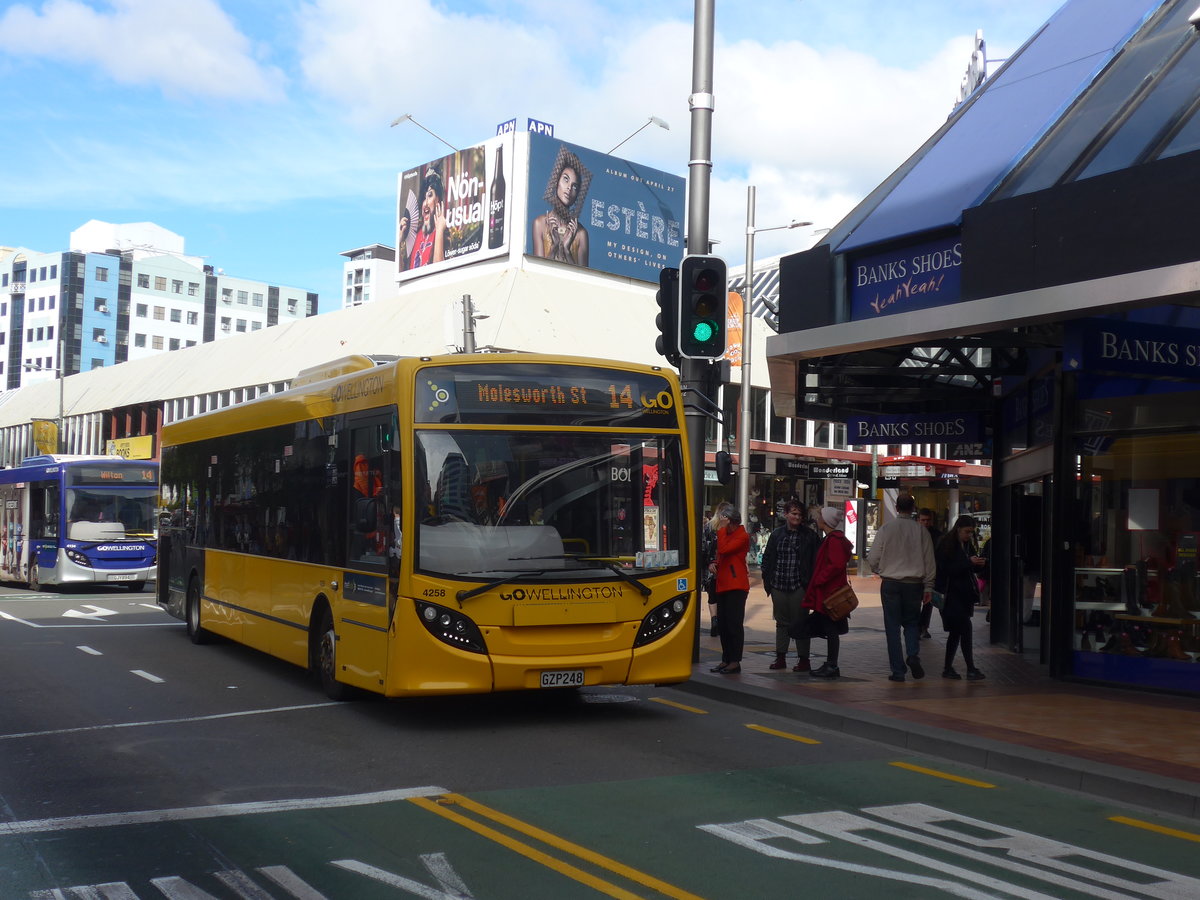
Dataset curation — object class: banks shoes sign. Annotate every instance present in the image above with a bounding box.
[847,412,983,445]
[849,233,962,321]
[1065,318,1200,379]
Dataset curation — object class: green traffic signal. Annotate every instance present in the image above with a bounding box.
[678,255,727,359]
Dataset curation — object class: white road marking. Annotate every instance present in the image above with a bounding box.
[0,786,449,835]
[76,645,102,655]
[131,669,165,683]
[63,604,118,621]
[0,702,339,742]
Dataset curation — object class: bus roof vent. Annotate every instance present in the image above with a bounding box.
[291,354,398,388]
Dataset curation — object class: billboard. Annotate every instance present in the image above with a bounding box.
[396,134,513,282]
[525,133,685,282]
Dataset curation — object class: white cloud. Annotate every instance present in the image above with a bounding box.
[0,0,285,101]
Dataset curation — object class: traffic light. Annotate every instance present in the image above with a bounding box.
[678,255,727,359]
[654,266,680,366]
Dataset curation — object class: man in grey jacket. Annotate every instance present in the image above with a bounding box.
[868,494,936,682]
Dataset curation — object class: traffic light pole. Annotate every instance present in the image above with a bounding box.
[685,0,716,659]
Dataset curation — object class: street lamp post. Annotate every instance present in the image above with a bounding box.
[389,114,459,153]
[737,184,811,527]
[608,115,670,154]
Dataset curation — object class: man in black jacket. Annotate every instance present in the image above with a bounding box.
[760,499,819,672]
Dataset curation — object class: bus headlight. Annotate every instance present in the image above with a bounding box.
[66,549,93,567]
[634,593,689,647]
[414,601,487,654]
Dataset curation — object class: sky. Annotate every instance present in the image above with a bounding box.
[0,0,1064,311]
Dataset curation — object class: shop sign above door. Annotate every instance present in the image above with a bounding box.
[848,233,962,320]
[1065,318,1200,379]
[847,411,983,444]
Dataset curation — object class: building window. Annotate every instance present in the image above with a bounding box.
[220,317,231,331]
[38,298,45,310]
[221,287,232,301]
[47,326,53,341]
[137,273,150,288]
[187,311,198,325]
[237,290,248,303]
[252,292,263,306]
[93,297,106,311]
[172,279,183,293]
[134,334,146,348]
[48,296,55,309]
[95,266,108,282]
[92,328,106,342]
[136,303,148,317]
[186,340,197,347]
[36,327,44,341]
[153,306,165,320]
[91,358,104,369]
[27,299,34,312]
[170,308,182,323]
[49,265,57,279]
[188,282,199,296]
[153,276,165,291]
[26,329,32,342]
[170,338,180,350]
[236,319,247,332]
[252,321,262,331]
[152,335,164,350]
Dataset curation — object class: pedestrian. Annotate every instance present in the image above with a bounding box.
[917,508,942,639]
[760,498,820,672]
[935,515,988,680]
[868,494,936,682]
[701,513,719,636]
[709,503,750,674]
[803,506,854,678]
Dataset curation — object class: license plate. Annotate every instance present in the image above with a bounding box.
[540,669,584,688]
[107,574,137,581]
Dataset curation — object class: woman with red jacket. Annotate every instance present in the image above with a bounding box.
[802,506,853,679]
[710,502,750,674]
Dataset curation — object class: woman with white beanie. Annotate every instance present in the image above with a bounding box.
[799,505,854,678]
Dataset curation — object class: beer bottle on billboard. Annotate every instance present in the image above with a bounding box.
[488,146,506,249]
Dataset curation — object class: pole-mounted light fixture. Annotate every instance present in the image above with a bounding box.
[608,116,670,154]
[389,114,459,153]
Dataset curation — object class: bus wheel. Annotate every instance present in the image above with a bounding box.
[28,563,43,592]
[315,607,351,701]
[186,577,211,645]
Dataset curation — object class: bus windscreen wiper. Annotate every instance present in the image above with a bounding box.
[515,555,653,597]
[454,569,550,606]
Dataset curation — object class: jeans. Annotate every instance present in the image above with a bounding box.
[881,580,924,677]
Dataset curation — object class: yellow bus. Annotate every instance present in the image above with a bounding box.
[157,353,697,698]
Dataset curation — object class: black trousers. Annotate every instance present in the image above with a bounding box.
[716,589,748,664]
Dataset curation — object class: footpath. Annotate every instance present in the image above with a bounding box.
[677,572,1200,823]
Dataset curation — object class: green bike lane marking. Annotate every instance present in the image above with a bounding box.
[4,760,1200,898]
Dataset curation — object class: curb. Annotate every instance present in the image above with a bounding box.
[675,670,1200,822]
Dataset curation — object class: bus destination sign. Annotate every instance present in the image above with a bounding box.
[417,364,677,426]
[68,465,157,486]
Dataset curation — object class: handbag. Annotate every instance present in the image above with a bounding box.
[823,582,859,622]
[930,590,946,610]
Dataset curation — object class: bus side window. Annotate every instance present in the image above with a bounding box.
[30,483,58,539]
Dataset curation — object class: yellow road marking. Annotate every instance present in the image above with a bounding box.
[413,793,707,900]
[649,697,707,714]
[889,761,995,788]
[745,723,820,744]
[1110,815,1200,843]
[410,797,644,899]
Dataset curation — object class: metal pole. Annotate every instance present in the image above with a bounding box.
[686,0,717,662]
[737,186,755,527]
[57,336,65,454]
[462,294,475,354]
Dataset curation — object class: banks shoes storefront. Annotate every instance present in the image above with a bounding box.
[767,0,1200,695]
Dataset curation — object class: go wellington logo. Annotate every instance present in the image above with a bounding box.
[425,380,451,413]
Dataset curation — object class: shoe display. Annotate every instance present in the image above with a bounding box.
[888,674,905,683]
[942,668,962,679]
[906,655,925,679]
[768,655,787,670]
[810,662,840,679]
[966,669,986,681]
[793,657,811,673]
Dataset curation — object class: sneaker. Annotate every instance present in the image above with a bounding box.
[793,657,811,673]
[967,669,986,681]
[810,662,840,679]
[906,655,925,679]
[887,674,905,683]
[942,668,962,680]
[768,655,788,670]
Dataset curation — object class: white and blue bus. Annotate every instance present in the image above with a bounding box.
[0,455,159,591]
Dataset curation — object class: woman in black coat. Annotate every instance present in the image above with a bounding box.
[935,515,988,680]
